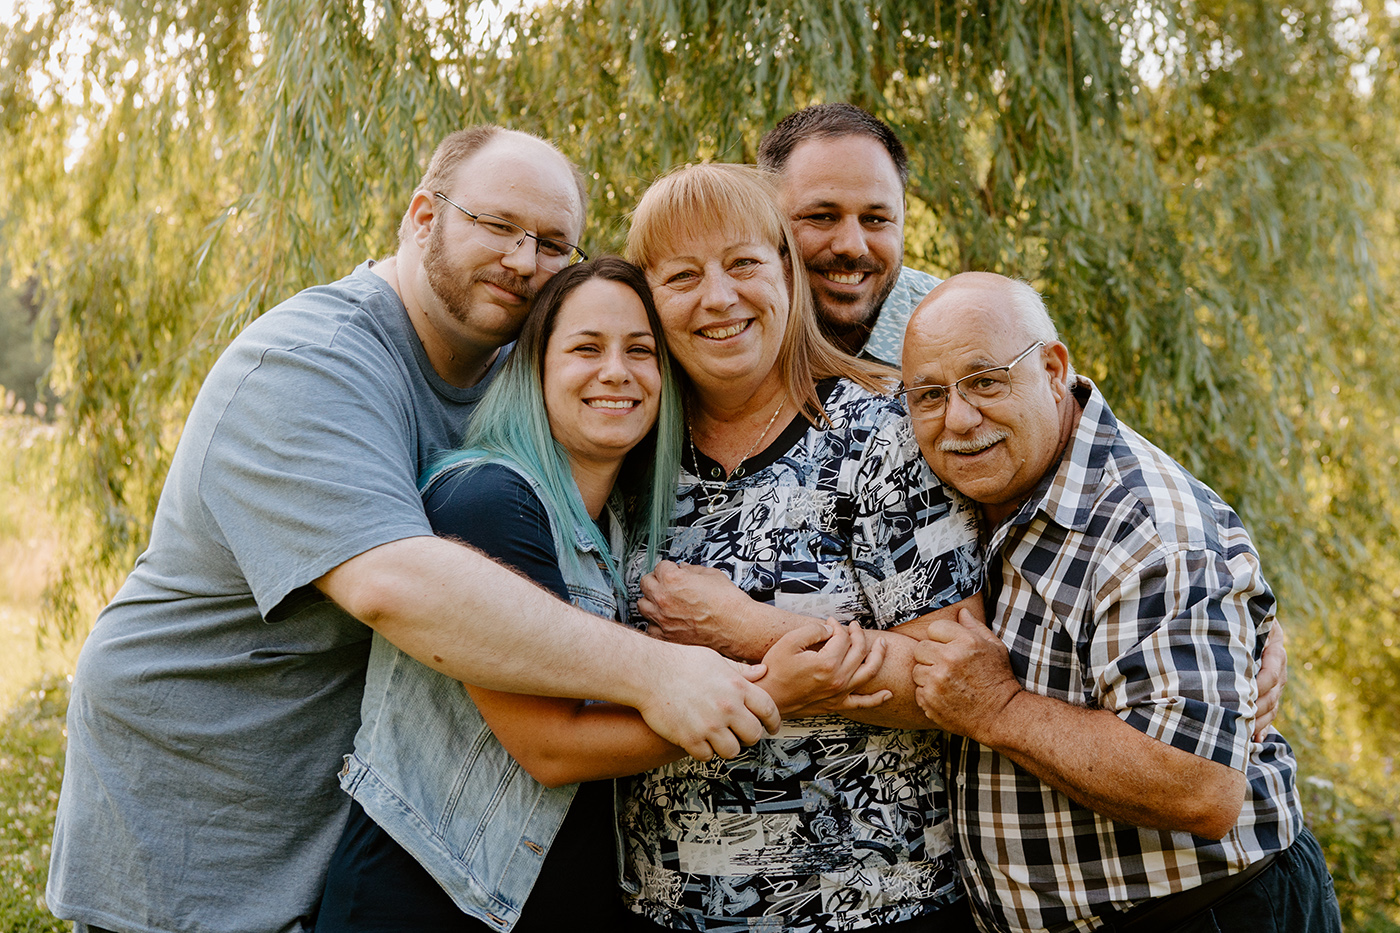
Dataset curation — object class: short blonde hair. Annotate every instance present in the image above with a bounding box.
[626,163,894,422]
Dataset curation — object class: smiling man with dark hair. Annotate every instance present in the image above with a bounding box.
[758,102,935,364]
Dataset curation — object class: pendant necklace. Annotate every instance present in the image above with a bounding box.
[689,399,787,515]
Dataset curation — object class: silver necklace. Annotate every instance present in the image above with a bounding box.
[688,400,787,515]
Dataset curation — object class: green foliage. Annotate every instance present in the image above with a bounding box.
[1,0,1398,924]
[0,265,53,417]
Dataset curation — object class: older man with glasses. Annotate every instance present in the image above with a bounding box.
[902,271,1340,933]
[47,126,779,933]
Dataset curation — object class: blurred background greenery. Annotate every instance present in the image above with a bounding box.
[1,0,1396,928]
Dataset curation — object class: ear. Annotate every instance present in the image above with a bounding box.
[405,190,438,250]
[1044,341,1071,401]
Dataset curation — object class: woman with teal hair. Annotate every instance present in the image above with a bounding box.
[316,257,886,932]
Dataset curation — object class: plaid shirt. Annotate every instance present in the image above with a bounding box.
[949,378,1302,933]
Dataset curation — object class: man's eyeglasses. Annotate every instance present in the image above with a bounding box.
[899,341,1046,417]
[434,193,587,270]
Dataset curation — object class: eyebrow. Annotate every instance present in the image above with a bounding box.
[565,329,656,339]
[655,241,767,265]
[795,197,898,213]
[907,356,1003,385]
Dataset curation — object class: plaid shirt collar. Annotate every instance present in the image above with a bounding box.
[997,375,1115,540]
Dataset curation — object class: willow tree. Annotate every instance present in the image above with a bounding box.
[2,0,1397,924]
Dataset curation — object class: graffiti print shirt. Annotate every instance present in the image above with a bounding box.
[620,378,983,933]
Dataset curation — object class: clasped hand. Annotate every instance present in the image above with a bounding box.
[912,608,1022,741]
[640,560,890,718]
[758,620,891,718]
[638,560,751,656]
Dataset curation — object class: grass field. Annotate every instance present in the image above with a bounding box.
[0,677,68,932]
[1,413,75,931]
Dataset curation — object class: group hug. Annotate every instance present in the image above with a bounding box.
[45,104,1341,933]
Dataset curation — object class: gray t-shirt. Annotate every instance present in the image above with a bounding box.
[47,263,505,933]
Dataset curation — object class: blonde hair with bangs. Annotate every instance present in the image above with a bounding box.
[626,163,895,424]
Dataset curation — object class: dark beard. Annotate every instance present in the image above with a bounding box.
[421,221,536,324]
[811,264,899,352]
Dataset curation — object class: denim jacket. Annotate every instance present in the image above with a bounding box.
[339,457,627,930]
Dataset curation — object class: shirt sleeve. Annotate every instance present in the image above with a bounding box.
[198,334,437,620]
[1092,533,1270,772]
[850,398,984,627]
[423,463,569,602]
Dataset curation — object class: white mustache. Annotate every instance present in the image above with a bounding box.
[937,429,1008,454]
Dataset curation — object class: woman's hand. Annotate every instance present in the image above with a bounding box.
[638,560,765,657]
[756,619,892,718]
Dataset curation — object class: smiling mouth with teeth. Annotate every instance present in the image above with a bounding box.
[698,320,752,340]
[587,399,639,409]
[822,271,867,286]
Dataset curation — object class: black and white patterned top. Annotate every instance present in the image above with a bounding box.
[950,378,1302,933]
[620,378,983,933]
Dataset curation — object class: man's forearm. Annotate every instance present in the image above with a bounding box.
[321,536,645,696]
[316,536,779,758]
[837,629,937,728]
[669,602,943,730]
[847,596,986,729]
[981,691,1247,839]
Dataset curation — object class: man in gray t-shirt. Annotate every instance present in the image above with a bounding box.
[47,127,779,933]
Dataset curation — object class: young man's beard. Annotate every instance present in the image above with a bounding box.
[422,222,536,324]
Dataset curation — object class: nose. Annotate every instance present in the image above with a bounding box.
[499,234,538,277]
[698,269,737,312]
[829,216,867,258]
[942,387,983,434]
[598,346,632,384]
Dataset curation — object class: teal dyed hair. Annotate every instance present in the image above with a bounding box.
[424,257,683,587]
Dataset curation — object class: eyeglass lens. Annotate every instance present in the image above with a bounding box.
[907,372,1014,413]
[435,193,584,268]
[904,342,1044,415]
[471,215,580,267]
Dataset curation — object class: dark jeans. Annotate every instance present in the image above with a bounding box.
[1108,826,1342,933]
[315,797,626,933]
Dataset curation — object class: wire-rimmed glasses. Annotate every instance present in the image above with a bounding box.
[899,341,1046,417]
[434,192,587,270]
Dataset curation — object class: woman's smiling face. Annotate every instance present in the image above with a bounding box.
[645,226,790,398]
[542,277,662,472]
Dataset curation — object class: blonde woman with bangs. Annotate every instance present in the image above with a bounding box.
[620,164,986,933]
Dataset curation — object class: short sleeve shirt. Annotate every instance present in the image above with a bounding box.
[619,378,982,933]
[47,263,506,933]
[949,379,1302,933]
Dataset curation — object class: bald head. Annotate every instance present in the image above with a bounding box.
[399,127,587,245]
[901,272,1076,523]
[905,273,1057,363]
